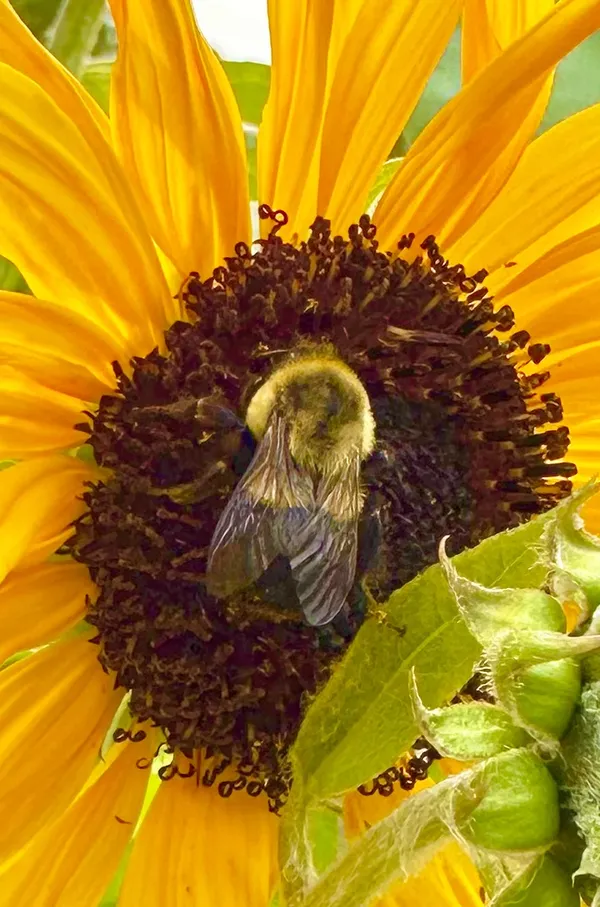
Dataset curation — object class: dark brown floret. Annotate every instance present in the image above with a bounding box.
[67,208,574,807]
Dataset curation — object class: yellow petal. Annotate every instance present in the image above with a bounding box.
[344,777,435,838]
[0,289,121,456]
[0,636,120,861]
[318,0,462,235]
[377,842,482,907]
[257,0,335,240]
[375,0,600,252]
[119,771,278,906]
[0,0,109,139]
[0,367,88,458]
[493,222,600,483]
[108,0,250,279]
[582,492,600,536]
[0,736,152,907]
[324,0,365,93]
[0,63,174,353]
[449,104,600,293]
[462,0,554,83]
[457,0,553,226]
[0,561,90,664]
[0,291,130,400]
[539,346,600,485]
[461,0,501,82]
[0,456,95,582]
[494,224,600,351]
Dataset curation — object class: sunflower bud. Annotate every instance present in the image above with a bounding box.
[454,749,560,851]
[506,658,580,742]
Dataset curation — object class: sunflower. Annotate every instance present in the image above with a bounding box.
[0,0,599,903]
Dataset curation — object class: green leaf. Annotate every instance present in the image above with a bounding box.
[1,647,34,671]
[73,443,97,464]
[278,784,342,903]
[222,60,270,125]
[46,0,106,78]
[81,61,111,113]
[245,127,258,200]
[367,158,403,208]
[91,19,117,59]
[539,32,600,135]
[394,28,600,152]
[11,0,63,40]
[291,511,553,802]
[0,256,29,293]
[98,841,133,907]
[309,806,340,875]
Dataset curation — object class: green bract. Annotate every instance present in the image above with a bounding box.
[552,483,600,610]
[492,855,579,907]
[410,674,531,759]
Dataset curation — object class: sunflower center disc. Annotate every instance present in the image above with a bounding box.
[68,208,576,809]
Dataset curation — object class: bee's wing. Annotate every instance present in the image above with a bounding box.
[206,414,314,598]
[280,456,362,627]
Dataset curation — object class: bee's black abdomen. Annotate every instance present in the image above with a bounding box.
[255,555,301,613]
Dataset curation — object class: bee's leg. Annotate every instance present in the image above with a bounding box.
[355,493,383,578]
[232,426,257,477]
[329,605,354,640]
[373,611,406,638]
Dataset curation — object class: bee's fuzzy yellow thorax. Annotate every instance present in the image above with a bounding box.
[246,352,375,468]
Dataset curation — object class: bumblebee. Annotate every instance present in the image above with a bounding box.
[206,346,375,626]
